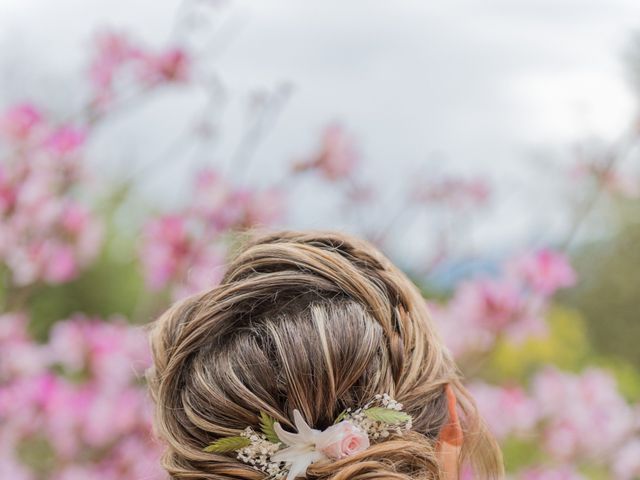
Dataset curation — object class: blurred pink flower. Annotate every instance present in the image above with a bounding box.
[44,126,87,156]
[572,159,639,198]
[4,201,102,286]
[192,170,285,230]
[139,48,190,85]
[0,313,48,379]
[192,169,239,229]
[0,166,18,214]
[0,104,102,286]
[510,249,576,296]
[88,30,190,110]
[242,187,286,227]
[42,244,78,283]
[0,314,162,479]
[458,279,526,332]
[141,169,285,299]
[0,104,43,141]
[0,454,34,480]
[411,176,490,209]
[429,300,495,357]
[469,382,540,440]
[432,248,577,358]
[435,277,546,352]
[90,31,141,85]
[53,466,104,480]
[141,215,192,290]
[517,466,586,480]
[532,367,635,461]
[294,124,360,180]
[48,316,152,385]
[612,438,640,480]
[141,214,226,298]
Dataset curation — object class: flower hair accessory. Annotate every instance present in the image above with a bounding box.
[203,393,413,480]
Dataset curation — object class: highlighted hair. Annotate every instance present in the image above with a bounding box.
[147,231,504,479]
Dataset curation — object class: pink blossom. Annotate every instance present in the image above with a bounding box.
[0,314,162,478]
[171,246,227,300]
[572,159,640,198]
[434,277,546,353]
[0,453,34,480]
[460,279,526,332]
[510,249,576,296]
[5,203,102,285]
[141,214,223,294]
[532,367,634,461]
[517,465,586,480]
[316,421,370,459]
[139,48,190,85]
[53,466,104,480]
[431,248,572,357]
[0,166,18,214]
[612,438,640,480]
[411,176,490,208]
[48,316,152,386]
[106,435,165,479]
[0,104,42,141]
[141,215,191,289]
[141,169,285,299]
[59,203,104,261]
[429,300,494,358]
[468,382,540,440]
[0,104,101,286]
[81,387,147,447]
[140,214,227,298]
[41,244,77,283]
[240,187,286,227]
[89,31,141,91]
[294,124,360,180]
[191,170,285,230]
[88,30,189,110]
[43,126,87,156]
[191,170,239,230]
[0,313,48,379]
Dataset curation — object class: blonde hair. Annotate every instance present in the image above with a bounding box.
[147,230,503,479]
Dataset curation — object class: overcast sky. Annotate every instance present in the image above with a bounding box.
[1,0,638,263]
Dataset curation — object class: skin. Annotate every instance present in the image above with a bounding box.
[436,385,464,480]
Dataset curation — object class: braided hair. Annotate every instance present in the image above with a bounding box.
[147,231,503,479]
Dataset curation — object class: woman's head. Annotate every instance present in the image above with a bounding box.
[147,230,503,479]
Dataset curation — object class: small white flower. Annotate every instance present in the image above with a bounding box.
[271,409,328,480]
[271,409,372,480]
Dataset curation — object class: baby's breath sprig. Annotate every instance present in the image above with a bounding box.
[333,393,413,440]
[203,412,287,478]
[235,427,285,479]
[202,394,413,480]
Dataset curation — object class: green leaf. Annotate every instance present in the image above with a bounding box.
[333,409,348,424]
[203,436,251,453]
[362,407,411,424]
[259,411,280,443]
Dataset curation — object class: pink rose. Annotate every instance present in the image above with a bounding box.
[316,421,370,459]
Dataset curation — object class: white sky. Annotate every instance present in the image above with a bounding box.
[0,0,638,264]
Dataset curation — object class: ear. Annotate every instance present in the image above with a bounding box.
[439,384,463,446]
[436,384,463,480]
